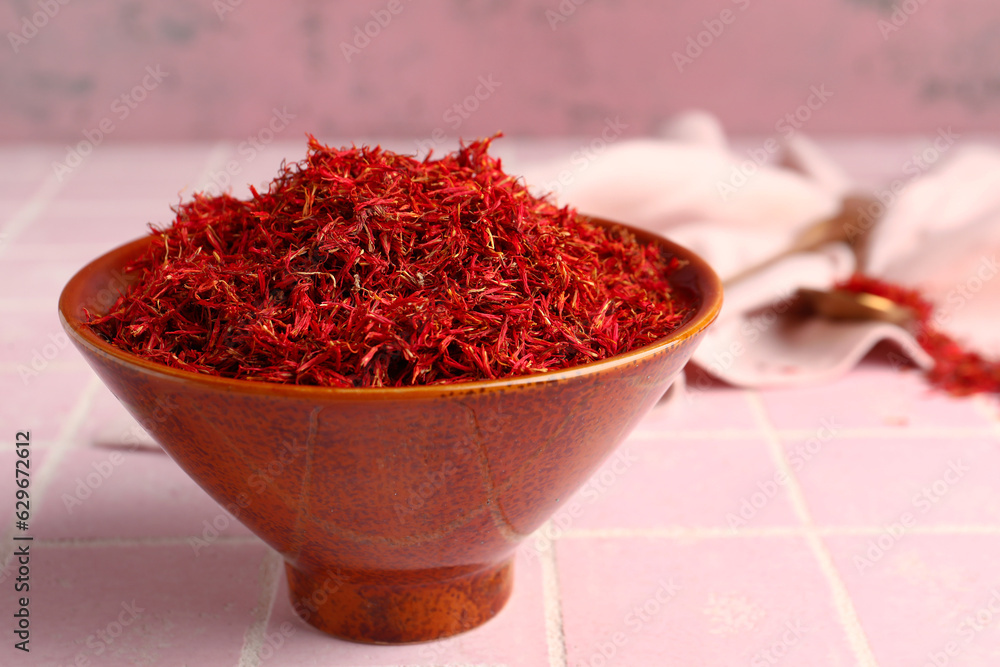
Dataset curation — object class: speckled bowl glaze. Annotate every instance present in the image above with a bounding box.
[58,217,722,644]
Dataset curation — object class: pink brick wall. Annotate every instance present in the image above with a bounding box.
[3,0,1000,143]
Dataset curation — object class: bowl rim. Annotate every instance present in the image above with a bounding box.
[58,216,723,398]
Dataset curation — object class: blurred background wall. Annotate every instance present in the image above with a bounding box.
[3,0,1000,143]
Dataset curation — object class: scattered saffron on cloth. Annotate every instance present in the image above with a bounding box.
[838,273,1000,396]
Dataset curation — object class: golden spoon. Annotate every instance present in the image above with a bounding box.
[724,194,914,325]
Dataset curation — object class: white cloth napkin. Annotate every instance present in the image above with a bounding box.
[517,112,1000,388]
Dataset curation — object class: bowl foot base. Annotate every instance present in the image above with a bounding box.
[285,559,514,643]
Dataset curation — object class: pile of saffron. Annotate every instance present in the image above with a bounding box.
[88,136,696,387]
[838,274,1000,396]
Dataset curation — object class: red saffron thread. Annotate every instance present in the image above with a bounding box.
[838,274,1000,396]
[88,135,697,387]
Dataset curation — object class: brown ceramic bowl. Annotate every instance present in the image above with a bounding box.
[58,217,722,644]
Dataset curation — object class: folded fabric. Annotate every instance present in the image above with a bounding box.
[516,112,1000,387]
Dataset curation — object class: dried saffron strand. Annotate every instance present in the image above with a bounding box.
[838,274,1000,395]
[88,136,696,387]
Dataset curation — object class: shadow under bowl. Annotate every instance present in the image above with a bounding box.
[57,217,722,644]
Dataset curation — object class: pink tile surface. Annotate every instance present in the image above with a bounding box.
[198,141,303,200]
[557,536,858,667]
[827,535,1000,667]
[758,363,993,432]
[33,446,254,540]
[74,382,162,448]
[0,542,270,666]
[791,436,1000,527]
[2,141,999,665]
[635,376,759,435]
[0,369,92,444]
[0,257,86,304]
[539,434,798,536]
[0,306,86,371]
[15,200,178,247]
[0,147,62,202]
[54,144,216,201]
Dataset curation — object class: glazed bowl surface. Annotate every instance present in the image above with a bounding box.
[58,216,722,643]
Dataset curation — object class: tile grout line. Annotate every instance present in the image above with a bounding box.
[31,534,263,548]
[20,522,1000,550]
[13,423,998,449]
[0,361,89,374]
[0,168,67,258]
[0,377,100,580]
[0,298,65,311]
[746,389,880,667]
[539,530,568,667]
[237,548,284,667]
[0,246,131,263]
[628,426,998,441]
[561,524,1000,539]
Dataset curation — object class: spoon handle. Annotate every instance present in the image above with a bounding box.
[724,195,876,287]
